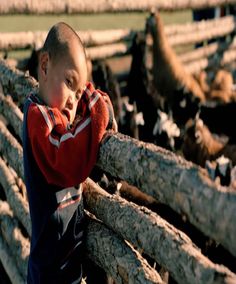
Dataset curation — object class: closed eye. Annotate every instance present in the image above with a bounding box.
[66,78,73,89]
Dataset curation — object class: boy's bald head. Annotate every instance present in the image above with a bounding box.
[42,22,86,63]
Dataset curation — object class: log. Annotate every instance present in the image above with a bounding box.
[165,16,235,36]
[0,120,24,180]
[0,29,136,50]
[0,0,236,14]
[97,132,236,257]
[0,90,23,141]
[85,216,163,284]
[86,42,132,60]
[0,201,29,279]
[179,37,236,63]
[168,16,236,47]
[185,47,236,74]
[0,59,38,107]
[0,234,25,284]
[0,16,234,51]
[0,156,31,236]
[84,178,236,284]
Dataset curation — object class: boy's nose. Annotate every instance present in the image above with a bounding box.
[66,94,74,110]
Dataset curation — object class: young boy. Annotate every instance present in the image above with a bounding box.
[22,22,117,283]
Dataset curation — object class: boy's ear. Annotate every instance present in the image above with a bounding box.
[39,51,49,79]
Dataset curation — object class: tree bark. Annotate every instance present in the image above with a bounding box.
[0,0,236,14]
[84,178,236,284]
[0,29,136,50]
[0,59,38,107]
[85,216,163,284]
[0,120,24,180]
[0,234,25,284]
[97,132,236,258]
[0,201,29,279]
[0,156,31,236]
[0,90,23,141]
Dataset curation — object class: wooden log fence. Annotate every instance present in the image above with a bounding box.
[0,0,236,14]
[185,47,236,74]
[97,132,236,258]
[0,29,137,50]
[1,16,235,53]
[84,179,236,284]
[179,36,236,63]
[1,60,236,282]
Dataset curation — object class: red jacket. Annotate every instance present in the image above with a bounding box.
[27,82,112,188]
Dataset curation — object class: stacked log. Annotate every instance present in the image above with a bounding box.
[0,61,236,283]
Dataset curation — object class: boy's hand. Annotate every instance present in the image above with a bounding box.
[102,95,118,132]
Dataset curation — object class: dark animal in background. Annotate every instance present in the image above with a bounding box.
[171,86,201,127]
[205,156,232,186]
[92,60,122,124]
[200,101,236,143]
[119,97,144,139]
[126,32,158,142]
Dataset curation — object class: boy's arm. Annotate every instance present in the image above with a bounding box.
[27,83,112,188]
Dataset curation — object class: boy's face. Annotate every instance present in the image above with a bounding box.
[39,41,87,125]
